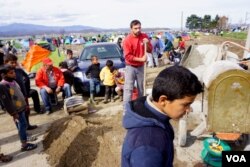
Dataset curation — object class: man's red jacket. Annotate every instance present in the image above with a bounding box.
[123,33,152,67]
[35,66,65,88]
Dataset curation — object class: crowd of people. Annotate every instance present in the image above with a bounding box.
[2,19,245,166]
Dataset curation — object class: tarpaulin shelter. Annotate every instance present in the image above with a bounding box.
[164,32,175,42]
[22,42,65,73]
[181,33,191,41]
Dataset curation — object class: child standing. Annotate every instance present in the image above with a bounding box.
[4,54,39,130]
[121,66,203,167]
[85,55,101,104]
[0,65,37,151]
[100,60,115,103]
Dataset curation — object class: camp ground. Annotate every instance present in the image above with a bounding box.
[0,31,250,167]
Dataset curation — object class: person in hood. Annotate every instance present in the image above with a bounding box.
[121,65,203,167]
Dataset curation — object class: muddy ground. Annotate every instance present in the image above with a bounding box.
[0,34,248,167]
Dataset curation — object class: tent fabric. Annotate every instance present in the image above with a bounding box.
[30,48,65,73]
[22,45,50,72]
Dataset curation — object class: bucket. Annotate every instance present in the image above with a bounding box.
[201,137,231,167]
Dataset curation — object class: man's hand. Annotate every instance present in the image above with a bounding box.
[141,54,147,62]
[45,87,53,94]
[12,113,19,123]
[143,38,149,44]
[55,87,61,94]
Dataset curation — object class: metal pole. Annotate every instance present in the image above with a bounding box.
[244,27,250,58]
[181,11,183,31]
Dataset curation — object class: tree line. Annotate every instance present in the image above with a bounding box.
[186,14,228,30]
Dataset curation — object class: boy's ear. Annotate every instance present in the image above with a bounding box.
[158,95,168,106]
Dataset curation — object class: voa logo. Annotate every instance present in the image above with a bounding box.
[226,155,246,163]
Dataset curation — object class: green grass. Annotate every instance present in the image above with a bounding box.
[223,32,247,40]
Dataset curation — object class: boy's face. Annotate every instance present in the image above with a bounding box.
[6,69,16,79]
[162,95,196,120]
[67,53,73,59]
[92,57,98,64]
[6,60,17,68]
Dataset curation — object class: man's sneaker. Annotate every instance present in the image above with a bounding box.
[27,125,38,131]
[45,110,51,115]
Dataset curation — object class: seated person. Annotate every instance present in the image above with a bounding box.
[65,49,78,72]
[59,61,74,86]
[35,58,72,114]
[113,68,125,102]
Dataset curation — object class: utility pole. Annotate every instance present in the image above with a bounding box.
[244,12,250,58]
[181,11,183,31]
[244,27,250,58]
[245,12,249,25]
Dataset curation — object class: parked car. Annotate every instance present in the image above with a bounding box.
[73,42,125,95]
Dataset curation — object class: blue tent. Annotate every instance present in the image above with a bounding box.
[164,32,175,42]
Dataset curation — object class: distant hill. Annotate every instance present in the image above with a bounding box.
[0,23,103,37]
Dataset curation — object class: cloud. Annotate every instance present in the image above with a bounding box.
[0,0,249,28]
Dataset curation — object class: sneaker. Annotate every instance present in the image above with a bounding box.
[45,110,51,115]
[27,125,38,131]
[21,143,37,152]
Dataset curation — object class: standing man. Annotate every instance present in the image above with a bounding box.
[123,20,152,105]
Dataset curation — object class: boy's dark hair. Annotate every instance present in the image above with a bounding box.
[91,55,98,61]
[110,66,116,73]
[4,53,18,63]
[59,61,68,69]
[130,20,141,28]
[152,66,203,102]
[66,49,73,55]
[0,64,14,76]
[106,60,113,68]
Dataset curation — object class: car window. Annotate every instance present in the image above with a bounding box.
[81,44,121,60]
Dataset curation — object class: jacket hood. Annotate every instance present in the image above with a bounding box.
[123,97,170,130]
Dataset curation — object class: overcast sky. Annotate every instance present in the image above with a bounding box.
[0,0,250,29]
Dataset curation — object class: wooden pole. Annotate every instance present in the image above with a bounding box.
[143,43,147,96]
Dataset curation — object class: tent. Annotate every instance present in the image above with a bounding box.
[22,42,65,73]
[181,33,191,41]
[71,38,85,45]
[164,32,175,42]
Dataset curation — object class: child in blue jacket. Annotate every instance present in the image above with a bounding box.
[121,66,203,167]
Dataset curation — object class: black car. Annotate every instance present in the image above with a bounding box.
[73,42,125,95]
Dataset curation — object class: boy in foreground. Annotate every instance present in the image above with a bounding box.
[121,66,203,167]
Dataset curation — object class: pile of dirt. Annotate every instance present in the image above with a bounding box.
[43,111,125,167]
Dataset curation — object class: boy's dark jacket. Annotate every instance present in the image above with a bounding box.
[122,96,174,167]
[0,84,17,115]
[85,63,100,80]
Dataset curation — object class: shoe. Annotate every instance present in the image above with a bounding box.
[36,109,45,114]
[27,125,38,131]
[0,153,13,163]
[45,110,52,115]
[21,143,37,152]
